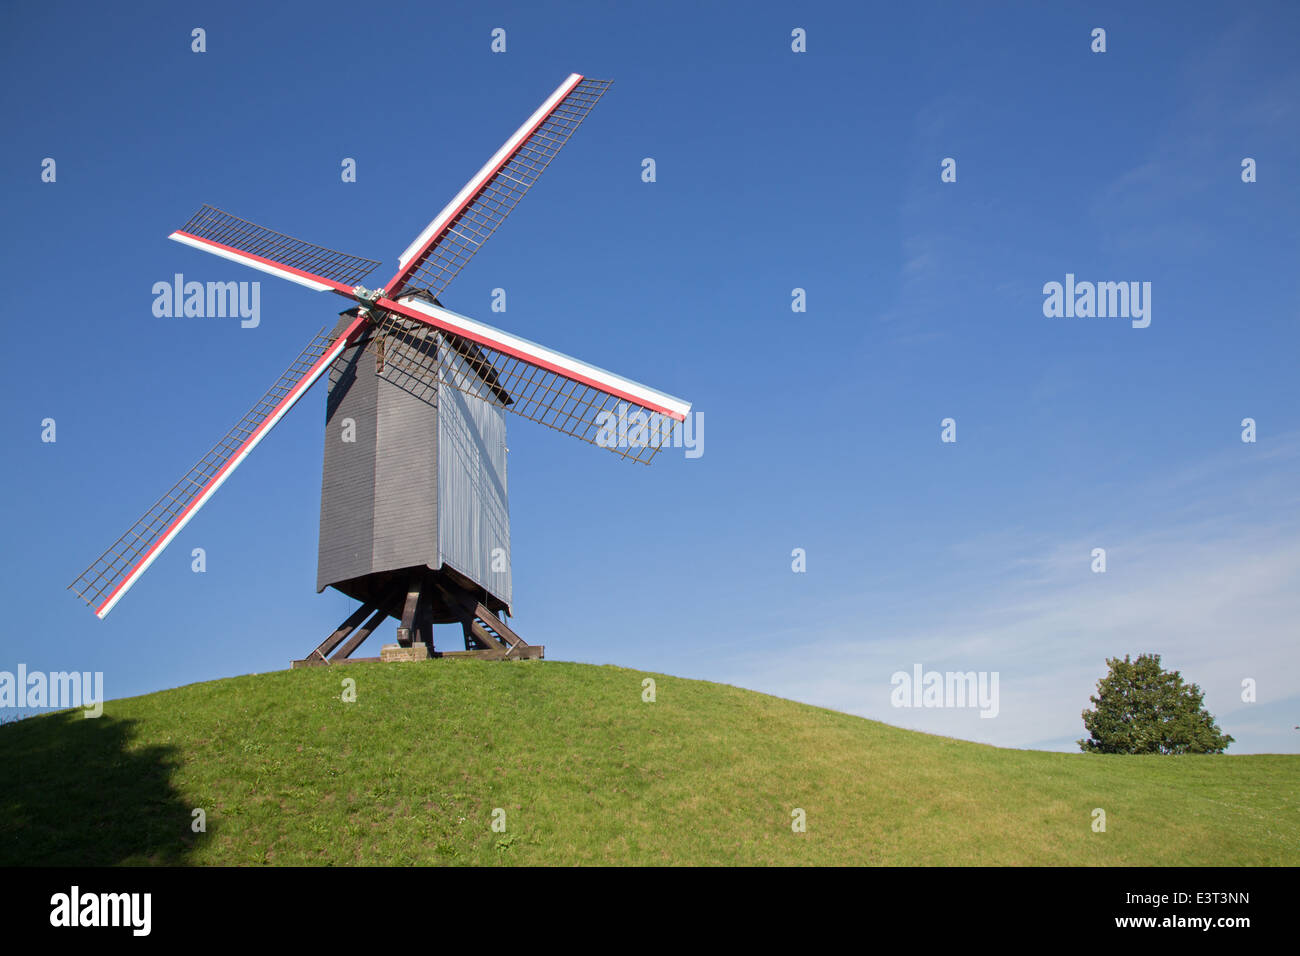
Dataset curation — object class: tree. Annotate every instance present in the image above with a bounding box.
[1078,653,1233,754]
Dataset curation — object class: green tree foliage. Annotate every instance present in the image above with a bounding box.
[1079,653,1233,754]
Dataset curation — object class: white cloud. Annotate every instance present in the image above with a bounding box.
[713,441,1300,754]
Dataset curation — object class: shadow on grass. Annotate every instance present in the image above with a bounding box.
[0,710,206,865]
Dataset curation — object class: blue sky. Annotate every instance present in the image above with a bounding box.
[3,1,1297,752]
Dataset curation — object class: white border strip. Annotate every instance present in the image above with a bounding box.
[169,232,334,292]
[95,334,351,618]
[396,73,584,269]
[394,295,692,420]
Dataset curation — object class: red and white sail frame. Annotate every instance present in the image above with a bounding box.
[388,72,584,294]
[382,294,689,421]
[72,316,368,618]
[169,231,351,294]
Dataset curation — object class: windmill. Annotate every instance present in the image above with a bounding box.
[68,74,691,666]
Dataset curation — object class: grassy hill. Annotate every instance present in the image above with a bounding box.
[2,660,1295,866]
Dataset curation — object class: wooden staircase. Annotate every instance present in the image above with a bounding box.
[459,602,540,659]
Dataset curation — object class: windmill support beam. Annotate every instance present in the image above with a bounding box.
[291,586,400,668]
[303,601,380,664]
[393,575,436,648]
[395,580,422,647]
[331,608,390,662]
[292,570,542,668]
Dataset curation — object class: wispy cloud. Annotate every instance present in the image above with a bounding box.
[715,437,1300,753]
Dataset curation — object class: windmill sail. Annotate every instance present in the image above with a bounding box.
[374,294,689,464]
[171,205,381,293]
[386,74,613,299]
[69,316,368,617]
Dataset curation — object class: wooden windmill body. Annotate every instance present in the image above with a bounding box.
[314,301,521,662]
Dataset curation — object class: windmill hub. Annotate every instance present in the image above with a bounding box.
[351,285,385,318]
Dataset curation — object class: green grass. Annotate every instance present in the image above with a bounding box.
[2,660,1296,865]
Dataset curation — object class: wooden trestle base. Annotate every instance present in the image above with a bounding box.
[290,570,543,668]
